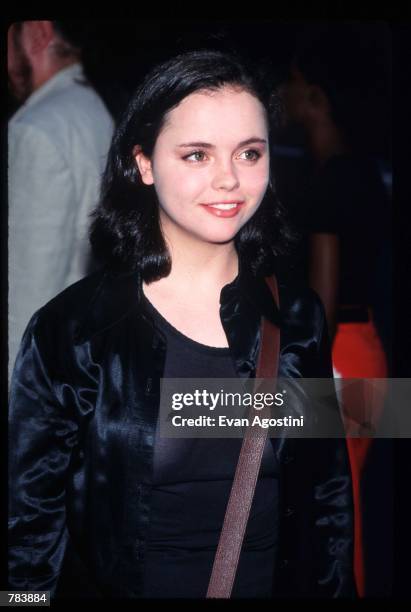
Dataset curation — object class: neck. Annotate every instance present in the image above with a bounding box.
[305,115,349,166]
[147,228,239,299]
[32,57,78,93]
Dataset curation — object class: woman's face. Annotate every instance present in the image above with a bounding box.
[135,86,270,246]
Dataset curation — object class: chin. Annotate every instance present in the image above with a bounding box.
[195,227,240,245]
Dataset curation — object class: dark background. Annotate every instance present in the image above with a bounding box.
[7,19,392,162]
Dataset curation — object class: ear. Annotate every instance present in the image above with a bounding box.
[24,21,54,55]
[133,145,154,185]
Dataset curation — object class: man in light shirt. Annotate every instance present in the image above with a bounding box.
[8,21,114,382]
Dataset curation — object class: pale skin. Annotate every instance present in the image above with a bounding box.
[134,86,270,347]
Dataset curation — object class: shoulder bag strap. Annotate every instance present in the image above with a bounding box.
[206,275,280,598]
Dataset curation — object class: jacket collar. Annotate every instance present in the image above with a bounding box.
[11,63,85,123]
[75,260,282,375]
[219,257,282,377]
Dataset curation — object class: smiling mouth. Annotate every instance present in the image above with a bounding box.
[206,203,242,210]
[200,201,245,218]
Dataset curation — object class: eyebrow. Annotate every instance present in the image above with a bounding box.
[176,138,267,149]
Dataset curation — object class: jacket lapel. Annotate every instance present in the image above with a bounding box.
[220,259,282,379]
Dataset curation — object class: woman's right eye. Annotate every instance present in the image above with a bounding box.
[183,151,207,162]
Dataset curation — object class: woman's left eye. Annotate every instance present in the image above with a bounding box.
[239,149,261,161]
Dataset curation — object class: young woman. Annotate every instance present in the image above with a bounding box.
[9,49,356,599]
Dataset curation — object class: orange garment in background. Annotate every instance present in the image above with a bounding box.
[332,312,388,598]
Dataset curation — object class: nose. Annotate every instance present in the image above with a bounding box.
[211,159,240,191]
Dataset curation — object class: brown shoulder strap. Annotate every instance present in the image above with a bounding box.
[206,275,280,598]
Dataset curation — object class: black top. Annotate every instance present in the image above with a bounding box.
[9,265,356,598]
[305,153,390,306]
[141,294,279,598]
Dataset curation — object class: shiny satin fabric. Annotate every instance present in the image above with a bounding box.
[8,262,357,598]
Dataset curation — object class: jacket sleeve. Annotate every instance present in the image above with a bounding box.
[275,288,357,598]
[302,291,357,597]
[8,312,80,596]
[8,121,76,383]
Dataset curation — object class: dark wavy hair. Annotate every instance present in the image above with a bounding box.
[89,48,295,281]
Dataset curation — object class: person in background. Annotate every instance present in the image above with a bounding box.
[280,25,392,597]
[8,20,114,382]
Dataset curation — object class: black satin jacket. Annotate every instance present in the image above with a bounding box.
[8,263,356,599]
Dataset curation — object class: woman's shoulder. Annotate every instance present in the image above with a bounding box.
[10,271,110,387]
[29,269,108,328]
[23,267,142,347]
[277,280,327,346]
[278,281,326,325]
[276,280,332,377]
[20,269,118,357]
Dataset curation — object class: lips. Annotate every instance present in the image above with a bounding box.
[200,201,245,218]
